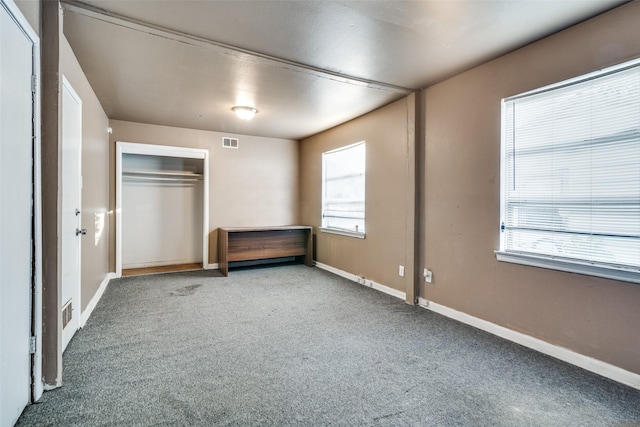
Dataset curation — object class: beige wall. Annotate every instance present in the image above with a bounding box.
[14,0,39,36]
[109,121,299,266]
[61,36,111,311]
[300,96,415,294]
[41,0,639,383]
[421,2,640,374]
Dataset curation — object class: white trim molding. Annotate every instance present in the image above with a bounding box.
[418,297,640,390]
[80,273,115,327]
[207,263,219,270]
[495,250,640,285]
[319,227,366,239]
[314,261,406,301]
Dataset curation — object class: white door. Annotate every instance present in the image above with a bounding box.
[60,78,82,352]
[0,3,34,425]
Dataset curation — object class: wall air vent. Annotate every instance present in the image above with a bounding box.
[222,137,239,149]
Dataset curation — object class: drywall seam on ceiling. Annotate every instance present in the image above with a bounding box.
[60,0,414,94]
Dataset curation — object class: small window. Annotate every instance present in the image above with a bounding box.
[497,58,640,283]
[321,142,366,238]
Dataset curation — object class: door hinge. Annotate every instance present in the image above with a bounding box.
[29,336,36,354]
[31,75,37,93]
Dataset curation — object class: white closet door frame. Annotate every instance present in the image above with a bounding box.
[115,142,209,278]
[0,0,43,403]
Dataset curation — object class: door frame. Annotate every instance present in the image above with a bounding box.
[115,142,210,278]
[0,0,43,403]
[60,75,82,351]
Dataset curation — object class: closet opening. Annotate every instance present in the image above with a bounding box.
[116,142,209,277]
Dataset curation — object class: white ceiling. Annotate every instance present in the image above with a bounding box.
[61,0,626,140]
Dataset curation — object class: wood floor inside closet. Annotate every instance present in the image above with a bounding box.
[121,263,203,277]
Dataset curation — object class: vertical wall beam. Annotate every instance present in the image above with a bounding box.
[404,93,418,304]
[40,0,62,388]
[405,90,425,304]
[414,90,426,303]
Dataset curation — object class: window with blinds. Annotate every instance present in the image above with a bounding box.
[499,59,640,282]
[321,142,366,237]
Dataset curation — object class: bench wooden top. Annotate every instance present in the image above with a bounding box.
[219,225,312,233]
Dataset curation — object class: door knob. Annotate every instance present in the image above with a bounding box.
[75,209,81,216]
[76,228,87,236]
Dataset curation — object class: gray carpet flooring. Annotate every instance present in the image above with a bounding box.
[17,264,640,426]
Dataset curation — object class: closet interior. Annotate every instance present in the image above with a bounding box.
[121,153,205,275]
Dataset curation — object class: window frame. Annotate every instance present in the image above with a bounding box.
[496,57,640,285]
[320,141,366,239]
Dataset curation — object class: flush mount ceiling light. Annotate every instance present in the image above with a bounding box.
[232,106,258,121]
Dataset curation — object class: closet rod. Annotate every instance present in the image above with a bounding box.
[123,175,202,182]
[123,169,203,178]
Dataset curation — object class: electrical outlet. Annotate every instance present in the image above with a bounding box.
[399,265,405,277]
[424,268,433,283]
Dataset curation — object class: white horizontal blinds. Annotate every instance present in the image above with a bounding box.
[503,65,640,269]
[322,142,366,233]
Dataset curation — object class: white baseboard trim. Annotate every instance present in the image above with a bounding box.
[206,263,219,270]
[314,261,406,301]
[418,297,640,390]
[80,272,115,328]
[43,382,61,391]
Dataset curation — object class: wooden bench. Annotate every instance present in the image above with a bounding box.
[218,226,313,276]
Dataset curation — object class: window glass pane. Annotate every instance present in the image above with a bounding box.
[322,142,365,233]
[502,63,640,270]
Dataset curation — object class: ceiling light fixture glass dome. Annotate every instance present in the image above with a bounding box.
[232,106,258,120]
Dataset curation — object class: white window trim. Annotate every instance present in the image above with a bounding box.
[495,250,640,284]
[506,56,640,102]
[320,227,366,239]
[321,141,366,238]
[324,141,364,155]
[497,57,640,285]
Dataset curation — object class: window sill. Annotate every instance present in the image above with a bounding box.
[495,250,640,285]
[320,227,366,239]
